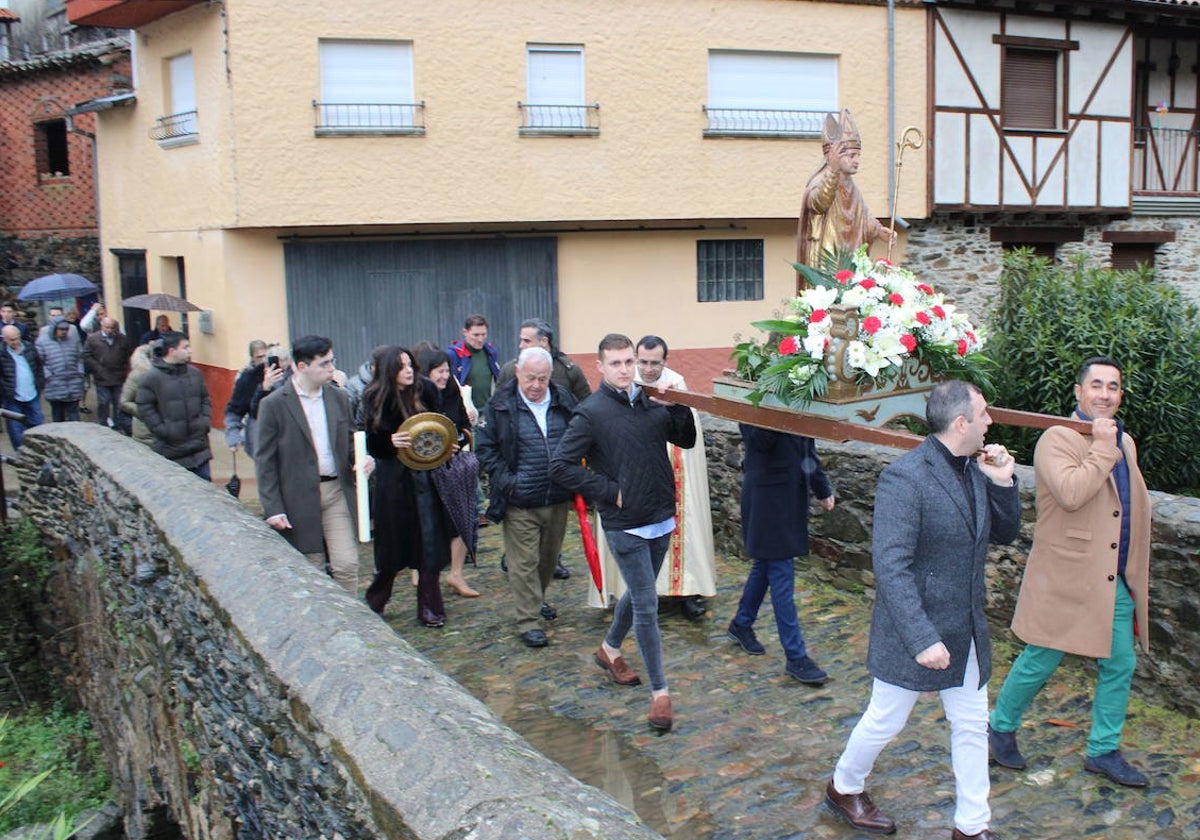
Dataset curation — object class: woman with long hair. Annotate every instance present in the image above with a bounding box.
[416,345,480,598]
[361,347,452,624]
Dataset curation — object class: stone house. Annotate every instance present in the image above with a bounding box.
[909,0,1200,314]
[0,0,130,320]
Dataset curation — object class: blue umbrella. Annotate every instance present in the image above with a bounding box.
[17,273,99,302]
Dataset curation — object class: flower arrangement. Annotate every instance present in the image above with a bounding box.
[731,246,992,409]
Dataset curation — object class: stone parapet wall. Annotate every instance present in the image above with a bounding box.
[703,416,1200,717]
[16,424,660,840]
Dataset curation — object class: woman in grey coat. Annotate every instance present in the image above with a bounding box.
[36,318,86,421]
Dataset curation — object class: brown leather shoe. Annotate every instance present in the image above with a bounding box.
[951,830,999,839]
[824,781,896,834]
[648,695,673,732]
[594,646,642,686]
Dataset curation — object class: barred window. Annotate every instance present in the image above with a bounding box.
[697,239,764,302]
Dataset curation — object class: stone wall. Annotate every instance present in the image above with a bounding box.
[902,213,1200,314]
[15,424,660,840]
[704,416,1200,717]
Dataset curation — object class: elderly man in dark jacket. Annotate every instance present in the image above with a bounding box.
[550,333,695,734]
[136,332,212,479]
[0,324,45,447]
[826,380,1019,840]
[726,427,834,685]
[83,317,134,434]
[476,346,578,648]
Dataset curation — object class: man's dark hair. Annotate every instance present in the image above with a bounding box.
[926,379,981,435]
[636,335,669,358]
[520,317,554,349]
[153,331,188,358]
[597,333,633,358]
[292,335,333,366]
[1078,356,1123,385]
[464,314,488,329]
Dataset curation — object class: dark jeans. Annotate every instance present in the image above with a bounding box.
[49,400,80,423]
[94,384,130,432]
[603,529,672,691]
[187,460,212,481]
[3,397,45,447]
[733,556,809,662]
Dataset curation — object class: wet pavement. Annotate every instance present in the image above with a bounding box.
[374,522,1200,840]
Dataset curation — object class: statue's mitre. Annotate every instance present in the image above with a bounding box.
[822,109,862,151]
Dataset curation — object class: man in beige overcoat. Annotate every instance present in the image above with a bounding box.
[988,356,1152,787]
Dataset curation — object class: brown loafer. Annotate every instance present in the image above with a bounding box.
[951,830,999,840]
[824,781,896,834]
[594,646,642,686]
[648,695,673,732]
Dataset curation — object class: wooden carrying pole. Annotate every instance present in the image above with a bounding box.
[653,389,1092,450]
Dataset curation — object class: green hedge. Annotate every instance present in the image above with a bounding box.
[986,250,1200,492]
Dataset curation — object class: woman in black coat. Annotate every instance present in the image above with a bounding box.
[361,347,452,625]
[416,346,480,598]
[726,425,835,685]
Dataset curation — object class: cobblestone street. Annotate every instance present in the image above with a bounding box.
[378,522,1200,840]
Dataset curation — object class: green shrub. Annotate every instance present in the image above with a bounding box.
[987,249,1200,492]
[0,705,109,834]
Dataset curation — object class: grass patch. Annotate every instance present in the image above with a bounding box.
[0,705,111,834]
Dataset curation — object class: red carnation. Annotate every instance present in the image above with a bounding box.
[900,333,917,352]
[778,336,799,355]
[877,258,893,266]
[835,269,854,284]
[863,316,882,335]
[859,278,877,290]
[957,339,968,356]
[888,293,904,306]
[915,311,931,325]
[810,309,829,324]
[917,283,934,295]
[965,330,977,343]
[931,305,946,319]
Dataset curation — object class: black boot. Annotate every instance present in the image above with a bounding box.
[416,570,446,627]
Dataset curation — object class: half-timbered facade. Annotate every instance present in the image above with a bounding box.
[906,0,1200,310]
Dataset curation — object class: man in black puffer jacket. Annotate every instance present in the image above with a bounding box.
[476,347,578,648]
[550,333,695,734]
[136,332,212,479]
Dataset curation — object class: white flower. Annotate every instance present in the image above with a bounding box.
[798,285,839,312]
[803,333,827,359]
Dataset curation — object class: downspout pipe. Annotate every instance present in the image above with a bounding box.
[888,0,896,216]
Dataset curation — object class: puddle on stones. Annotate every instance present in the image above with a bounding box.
[500,703,713,837]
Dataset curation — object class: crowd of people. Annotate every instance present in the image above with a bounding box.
[1,300,1154,839]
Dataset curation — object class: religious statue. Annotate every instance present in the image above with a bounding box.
[797,109,895,275]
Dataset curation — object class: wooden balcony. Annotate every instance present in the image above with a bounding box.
[66,0,203,29]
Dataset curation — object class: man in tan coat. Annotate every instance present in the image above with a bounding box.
[989,357,1152,787]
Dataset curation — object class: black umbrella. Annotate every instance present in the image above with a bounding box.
[225,450,242,498]
[17,273,99,301]
[121,292,204,312]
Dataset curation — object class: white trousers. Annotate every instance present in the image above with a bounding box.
[833,642,991,835]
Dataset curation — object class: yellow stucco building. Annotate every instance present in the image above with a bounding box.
[68,0,926,405]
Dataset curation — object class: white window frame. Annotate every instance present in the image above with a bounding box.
[705,50,837,137]
[522,44,595,134]
[316,39,421,135]
[157,51,197,147]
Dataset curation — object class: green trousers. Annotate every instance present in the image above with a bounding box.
[991,580,1136,757]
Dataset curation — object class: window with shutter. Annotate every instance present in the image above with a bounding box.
[1002,48,1059,130]
[696,239,764,302]
[1111,244,1158,272]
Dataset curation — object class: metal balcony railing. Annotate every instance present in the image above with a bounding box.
[150,110,198,143]
[702,107,828,138]
[1133,125,1200,194]
[517,102,600,136]
[313,101,426,136]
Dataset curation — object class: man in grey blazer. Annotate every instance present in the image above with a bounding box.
[254,335,371,594]
[826,380,1020,840]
